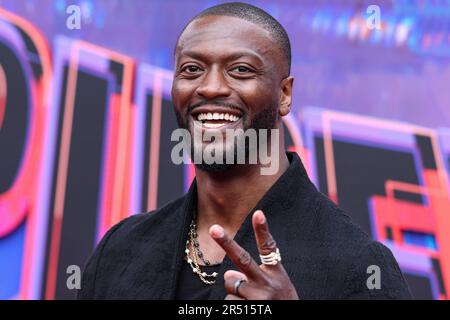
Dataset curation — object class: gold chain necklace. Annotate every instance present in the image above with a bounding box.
[185,218,218,285]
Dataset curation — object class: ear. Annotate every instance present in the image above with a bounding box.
[279,76,294,117]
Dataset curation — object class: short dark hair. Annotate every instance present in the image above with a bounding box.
[177,2,292,75]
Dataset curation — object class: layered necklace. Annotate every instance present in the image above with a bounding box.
[185,214,219,285]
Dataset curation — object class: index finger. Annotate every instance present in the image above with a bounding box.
[209,224,264,281]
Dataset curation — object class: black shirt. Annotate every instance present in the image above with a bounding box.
[78,152,412,299]
[175,262,222,299]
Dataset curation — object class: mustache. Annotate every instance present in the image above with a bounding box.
[187,100,244,114]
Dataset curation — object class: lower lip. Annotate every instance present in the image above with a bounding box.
[192,117,243,131]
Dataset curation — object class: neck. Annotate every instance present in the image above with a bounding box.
[195,149,290,236]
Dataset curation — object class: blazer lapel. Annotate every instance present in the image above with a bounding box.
[133,182,196,299]
[166,181,197,299]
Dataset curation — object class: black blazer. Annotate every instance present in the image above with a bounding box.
[78,152,412,299]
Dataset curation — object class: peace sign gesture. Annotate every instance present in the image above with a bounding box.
[209,210,299,300]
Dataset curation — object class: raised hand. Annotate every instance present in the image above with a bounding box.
[209,210,299,300]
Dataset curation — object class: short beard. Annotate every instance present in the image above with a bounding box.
[175,103,279,173]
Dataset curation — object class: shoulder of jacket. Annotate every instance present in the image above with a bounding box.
[101,195,186,245]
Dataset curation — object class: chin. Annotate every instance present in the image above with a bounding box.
[194,162,235,173]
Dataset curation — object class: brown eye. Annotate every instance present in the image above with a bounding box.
[232,66,251,73]
[182,65,202,73]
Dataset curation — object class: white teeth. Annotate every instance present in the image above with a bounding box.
[195,112,241,123]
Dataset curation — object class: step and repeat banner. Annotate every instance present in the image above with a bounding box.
[0,0,450,300]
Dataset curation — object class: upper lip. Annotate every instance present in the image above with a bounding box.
[190,105,244,118]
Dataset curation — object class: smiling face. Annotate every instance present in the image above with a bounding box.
[171,15,293,171]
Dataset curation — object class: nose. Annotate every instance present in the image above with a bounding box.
[195,67,231,99]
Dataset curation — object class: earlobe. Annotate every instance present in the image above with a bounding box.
[279,104,291,116]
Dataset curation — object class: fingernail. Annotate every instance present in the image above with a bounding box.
[255,210,266,224]
[210,225,224,238]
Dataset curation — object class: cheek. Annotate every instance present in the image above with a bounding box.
[232,81,275,114]
[172,80,197,110]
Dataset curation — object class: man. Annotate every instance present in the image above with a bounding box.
[78,2,411,300]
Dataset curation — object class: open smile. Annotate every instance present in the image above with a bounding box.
[190,105,244,130]
[194,112,241,129]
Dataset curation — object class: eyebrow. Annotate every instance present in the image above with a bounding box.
[178,50,264,64]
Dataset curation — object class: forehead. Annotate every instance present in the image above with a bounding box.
[176,15,279,63]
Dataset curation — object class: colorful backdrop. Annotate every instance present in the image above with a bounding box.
[1,0,450,300]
